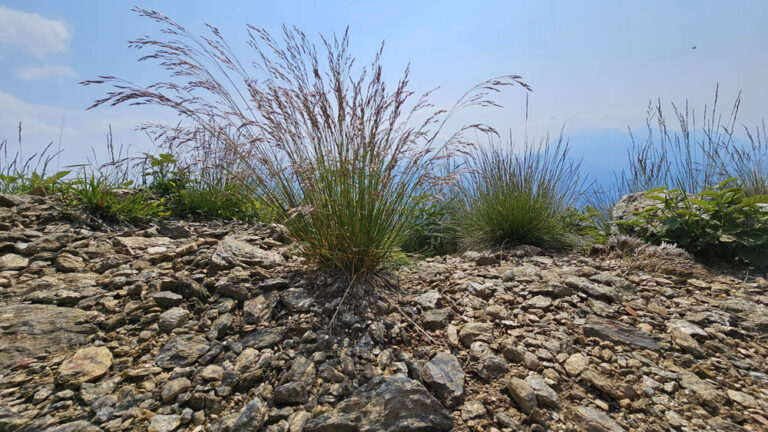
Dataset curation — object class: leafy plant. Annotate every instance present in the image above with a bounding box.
[142,153,190,197]
[454,135,590,250]
[628,178,768,267]
[599,87,768,224]
[83,9,529,276]
[66,173,167,224]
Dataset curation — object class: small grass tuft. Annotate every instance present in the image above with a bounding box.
[454,134,590,250]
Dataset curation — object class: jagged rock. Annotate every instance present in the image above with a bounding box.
[303,376,452,432]
[200,364,225,381]
[274,382,309,405]
[259,278,291,290]
[0,304,97,369]
[413,290,441,309]
[420,352,465,408]
[580,368,638,400]
[421,308,452,330]
[209,313,233,339]
[461,400,487,419]
[0,193,23,207]
[523,295,553,309]
[56,252,85,272]
[678,370,721,408]
[156,335,210,368]
[582,317,660,350]
[113,236,172,255]
[506,377,538,414]
[243,293,279,324]
[565,276,622,302]
[216,281,249,301]
[230,397,268,432]
[23,232,76,254]
[173,275,210,301]
[474,353,509,382]
[57,346,113,385]
[242,326,286,349]
[280,288,314,312]
[525,374,560,408]
[572,406,627,432]
[158,307,191,333]
[43,420,102,432]
[80,376,120,405]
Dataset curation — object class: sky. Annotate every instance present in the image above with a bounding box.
[1,0,766,185]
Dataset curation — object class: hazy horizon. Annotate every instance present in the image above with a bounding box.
[1,1,766,188]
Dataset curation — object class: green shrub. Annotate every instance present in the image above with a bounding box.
[629,178,768,267]
[67,173,167,224]
[454,136,590,250]
[83,10,529,276]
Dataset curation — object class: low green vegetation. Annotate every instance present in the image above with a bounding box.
[627,179,768,267]
[65,173,167,224]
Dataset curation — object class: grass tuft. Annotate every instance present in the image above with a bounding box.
[82,9,530,276]
[454,134,590,250]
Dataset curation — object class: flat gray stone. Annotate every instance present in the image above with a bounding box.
[303,376,452,432]
[572,406,626,432]
[583,317,660,351]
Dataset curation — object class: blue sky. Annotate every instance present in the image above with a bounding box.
[1,1,766,185]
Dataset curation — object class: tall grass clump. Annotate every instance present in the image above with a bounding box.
[612,87,767,200]
[590,87,768,232]
[83,8,530,276]
[454,134,590,250]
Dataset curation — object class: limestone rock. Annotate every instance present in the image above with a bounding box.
[0,253,27,271]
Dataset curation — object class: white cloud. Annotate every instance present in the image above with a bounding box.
[16,64,76,81]
[0,6,71,58]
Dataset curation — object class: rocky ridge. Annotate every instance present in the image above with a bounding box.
[0,193,767,431]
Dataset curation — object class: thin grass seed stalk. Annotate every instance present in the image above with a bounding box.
[82,8,530,275]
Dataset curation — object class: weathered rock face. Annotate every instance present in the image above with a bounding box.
[211,234,285,270]
[0,194,766,432]
[0,304,97,369]
[303,376,452,432]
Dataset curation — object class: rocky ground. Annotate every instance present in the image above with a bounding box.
[0,193,767,432]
